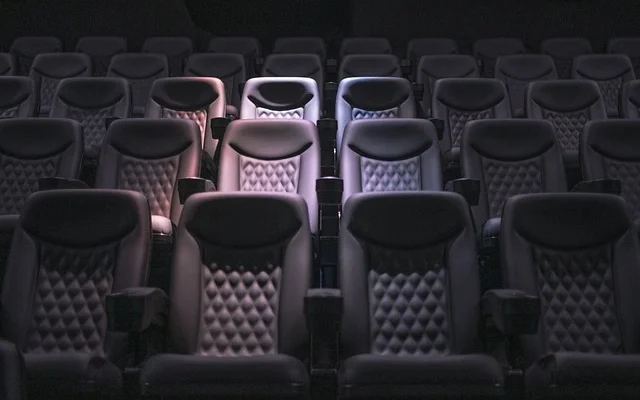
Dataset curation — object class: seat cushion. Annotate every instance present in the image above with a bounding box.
[151,215,174,236]
[525,352,640,399]
[25,353,122,398]
[141,354,309,398]
[339,354,505,399]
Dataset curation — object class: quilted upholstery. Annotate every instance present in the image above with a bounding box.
[240,156,300,193]
[368,245,449,356]
[542,108,589,153]
[256,107,304,119]
[482,158,543,218]
[39,76,61,112]
[162,108,207,140]
[603,158,640,227]
[25,242,116,355]
[0,107,18,119]
[361,158,421,192]
[353,108,398,120]
[532,243,622,354]
[448,109,494,147]
[0,154,60,214]
[594,77,624,114]
[67,106,114,156]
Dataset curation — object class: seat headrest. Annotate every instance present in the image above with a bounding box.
[56,77,129,109]
[31,53,91,78]
[0,77,33,108]
[108,54,168,79]
[529,80,602,112]
[150,77,223,110]
[344,192,471,249]
[21,189,148,247]
[435,78,507,110]
[473,38,525,57]
[208,37,260,56]
[273,37,326,58]
[344,119,437,161]
[11,37,62,56]
[76,37,127,57]
[573,54,633,80]
[465,119,557,160]
[340,38,392,56]
[142,37,193,56]
[245,77,317,111]
[0,118,81,159]
[340,54,401,77]
[495,55,556,80]
[339,77,412,111]
[185,53,245,78]
[542,38,593,58]
[225,119,316,159]
[505,193,631,249]
[419,55,478,79]
[183,192,307,248]
[584,120,640,161]
[408,38,458,57]
[263,54,323,78]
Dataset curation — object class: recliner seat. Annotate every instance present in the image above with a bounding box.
[142,36,193,77]
[407,38,459,80]
[10,37,62,75]
[262,54,324,93]
[541,37,593,79]
[207,37,262,78]
[75,36,127,76]
[184,53,246,112]
[473,38,525,77]
[240,77,321,122]
[0,77,36,118]
[608,37,640,77]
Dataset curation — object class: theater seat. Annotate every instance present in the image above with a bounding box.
[142,37,193,77]
[407,38,459,80]
[338,55,402,80]
[184,53,246,112]
[338,192,506,399]
[240,77,321,122]
[541,37,593,79]
[0,340,25,400]
[501,193,640,399]
[0,189,152,400]
[262,54,324,93]
[10,36,62,75]
[0,77,36,118]
[473,38,525,77]
[608,37,640,76]
[339,37,392,58]
[207,37,262,77]
[273,37,326,60]
[75,36,127,76]
[140,192,312,399]
[0,53,15,76]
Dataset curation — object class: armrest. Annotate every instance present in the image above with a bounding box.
[225,105,239,120]
[178,178,216,204]
[316,177,343,204]
[106,287,168,332]
[481,218,502,248]
[326,58,338,74]
[324,82,338,98]
[445,178,480,206]
[401,59,412,76]
[105,117,121,130]
[305,288,343,323]
[411,82,424,99]
[38,177,90,191]
[428,118,444,141]
[211,117,232,141]
[254,57,264,72]
[571,179,622,195]
[317,119,338,176]
[481,289,540,335]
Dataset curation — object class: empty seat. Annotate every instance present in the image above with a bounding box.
[526,80,606,167]
[473,38,525,77]
[273,36,326,60]
[140,192,311,399]
[262,54,324,92]
[572,54,635,117]
[608,37,640,76]
[0,341,25,400]
[338,192,505,399]
[407,38,460,81]
[0,77,36,118]
[541,37,593,79]
[336,77,416,155]
[9,36,62,75]
[75,36,127,77]
[0,53,15,76]
[432,78,511,164]
[240,77,321,122]
[417,55,480,116]
[501,192,640,399]
[218,119,320,232]
[340,119,442,203]
[338,54,402,80]
[107,53,169,116]
[339,37,393,58]
[29,53,92,116]
[142,36,193,77]
[620,80,640,119]
[0,189,151,400]
[207,37,262,77]
[50,77,132,162]
[494,55,557,117]
[184,53,246,111]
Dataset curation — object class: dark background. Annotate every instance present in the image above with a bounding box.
[1,0,640,53]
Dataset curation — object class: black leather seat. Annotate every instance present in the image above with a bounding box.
[608,37,640,77]
[139,192,312,399]
[432,78,511,165]
[29,53,92,116]
[107,53,169,117]
[0,53,15,76]
[0,189,152,400]
[262,54,324,93]
[494,55,557,117]
[75,37,127,76]
[526,80,606,168]
[339,38,393,58]
[184,53,246,113]
[273,37,327,60]
[473,38,525,77]
[0,77,36,118]
[338,192,506,399]
[572,54,635,117]
[338,55,402,80]
[240,77,321,122]
[9,36,62,75]
[217,119,320,232]
[340,119,442,203]
[541,37,593,79]
[0,340,25,400]
[501,192,640,399]
[407,38,459,80]
[142,37,193,77]
[207,37,262,78]
[620,80,640,119]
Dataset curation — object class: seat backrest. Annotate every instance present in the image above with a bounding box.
[273,37,326,60]
[417,55,480,116]
[526,80,606,162]
[144,77,226,157]
[336,77,416,154]
[572,54,635,118]
[29,53,92,116]
[50,77,132,160]
[473,38,525,77]
[262,54,324,92]
[340,192,481,357]
[620,80,640,119]
[340,37,393,58]
[501,193,640,363]
[540,37,593,79]
[75,36,127,77]
[0,189,151,359]
[461,119,567,229]
[340,119,442,203]
[608,37,640,76]
[169,192,311,357]
[207,37,262,77]
[107,53,169,116]
[0,77,36,118]
[10,37,62,75]
[432,78,511,158]
[495,55,557,117]
[142,36,193,77]
[95,118,201,225]
[581,120,640,229]
[407,38,459,61]
[218,119,320,232]
[240,77,321,122]
[184,53,246,109]
[0,53,15,76]
[338,54,402,80]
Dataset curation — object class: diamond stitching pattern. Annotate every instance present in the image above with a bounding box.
[482,158,543,218]
[0,154,60,214]
[0,107,18,119]
[26,242,116,355]
[118,155,178,217]
[603,158,640,227]
[68,106,115,156]
[532,244,622,353]
[361,157,421,192]
[542,108,589,153]
[448,108,494,147]
[162,108,207,145]
[39,76,61,112]
[256,107,304,119]
[352,107,398,120]
[240,155,300,193]
[594,77,624,113]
